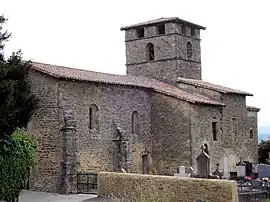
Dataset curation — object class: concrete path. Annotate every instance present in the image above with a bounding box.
[18,190,98,202]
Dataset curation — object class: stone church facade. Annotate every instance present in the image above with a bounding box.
[27,17,260,193]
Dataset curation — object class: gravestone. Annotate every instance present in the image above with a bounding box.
[223,156,229,178]
[174,166,191,177]
[185,166,195,175]
[196,145,210,178]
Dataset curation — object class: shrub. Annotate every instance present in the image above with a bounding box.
[0,129,36,202]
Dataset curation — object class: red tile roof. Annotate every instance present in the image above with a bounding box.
[177,77,253,96]
[30,61,224,106]
[120,17,206,31]
[247,106,260,112]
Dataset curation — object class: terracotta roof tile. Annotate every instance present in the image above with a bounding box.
[177,77,253,96]
[247,106,260,112]
[120,17,206,30]
[30,61,224,106]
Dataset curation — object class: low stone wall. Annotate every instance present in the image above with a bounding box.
[98,172,239,202]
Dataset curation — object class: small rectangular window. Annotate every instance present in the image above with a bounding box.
[181,25,186,35]
[136,27,144,38]
[156,24,165,35]
[212,122,218,141]
[232,117,238,134]
[191,28,196,37]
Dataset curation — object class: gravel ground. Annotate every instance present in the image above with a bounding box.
[18,190,98,202]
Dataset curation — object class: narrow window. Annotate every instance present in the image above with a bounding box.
[249,128,254,139]
[232,117,238,134]
[181,25,186,34]
[132,111,140,134]
[212,122,218,141]
[156,24,165,35]
[89,104,99,130]
[146,43,155,61]
[187,42,192,59]
[191,28,196,37]
[136,27,144,38]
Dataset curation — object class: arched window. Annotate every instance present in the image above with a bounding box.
[146,43,155,61]
[89,104,99,130]
[187,42,192,59]
[132,111,140,134]
[249,128,254,139]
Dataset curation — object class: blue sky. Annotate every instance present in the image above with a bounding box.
[2,0,269,127]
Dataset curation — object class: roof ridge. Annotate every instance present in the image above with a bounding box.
[177,77,253,96]
[30,61,125,77]
[30,61,224,106]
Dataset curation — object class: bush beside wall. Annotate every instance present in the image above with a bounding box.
[98,172,238,202]
[0,129,36,202]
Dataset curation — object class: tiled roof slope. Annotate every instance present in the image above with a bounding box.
[177,77,253,96]
[120,17,206,30]
[30,61,223,106]
[247,106,260,112]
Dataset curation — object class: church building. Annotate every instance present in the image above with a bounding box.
[27,17,259,194]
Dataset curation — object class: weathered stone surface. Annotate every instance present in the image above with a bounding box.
[98,172,238,202]
[125,23,202,84]
[150,93,191,175]
[26,17,259,194]
[188,87,258,174]
[27,71,63,193]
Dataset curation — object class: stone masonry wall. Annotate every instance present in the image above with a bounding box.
[150,93,191,175]
[125,22,202,84]
[58,81,152,174]
[221,94,258,171]
[98,172,238,202]
[27,70,63,193]
[178,82,258,174]
[246,115,259,163]
[190,104,223,173]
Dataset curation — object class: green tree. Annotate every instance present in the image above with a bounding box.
[0,14,38,201]
[258,140,270,164]
[0,15,38,147]
[0,129,36,202]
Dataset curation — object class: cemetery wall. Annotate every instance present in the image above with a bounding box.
[98,172,239,202]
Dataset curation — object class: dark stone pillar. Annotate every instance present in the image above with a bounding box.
[112,121,128,172]
[61,109,77,194]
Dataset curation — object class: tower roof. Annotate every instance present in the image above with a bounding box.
[120,17,206,31]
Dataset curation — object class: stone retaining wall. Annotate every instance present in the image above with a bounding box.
[98,172,238,202]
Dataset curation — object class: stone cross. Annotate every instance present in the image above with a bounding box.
[212,163,223,179]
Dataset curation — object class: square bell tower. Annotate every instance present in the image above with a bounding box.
[120,17,206,84]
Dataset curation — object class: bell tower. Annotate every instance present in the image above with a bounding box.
[120,17,206,84]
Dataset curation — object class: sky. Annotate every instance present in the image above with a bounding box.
[1,0,269,127]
